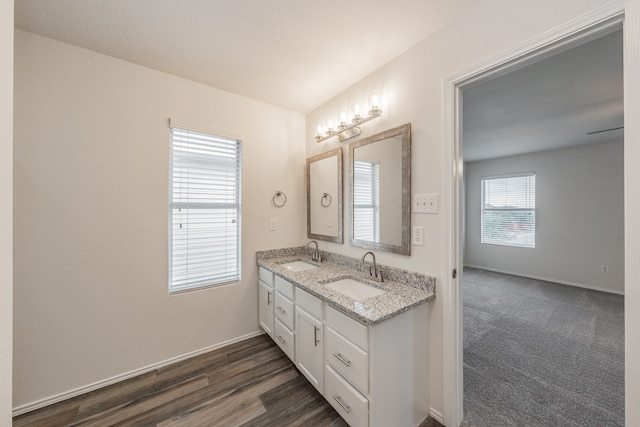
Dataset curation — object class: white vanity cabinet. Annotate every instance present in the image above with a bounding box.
[324,305,429,427]
[258,267,274,339]
[257,264,429,427]
[273,275,295,361]
[295,288,324,394]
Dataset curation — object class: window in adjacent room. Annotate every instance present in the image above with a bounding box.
[169,124,242,293]
[481,172,535,248]
[353,160,380,242]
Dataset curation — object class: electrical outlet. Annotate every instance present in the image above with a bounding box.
[269,218,277,231]
[327,216,333,227]
[412,226,424,246]
[601,265,609,274]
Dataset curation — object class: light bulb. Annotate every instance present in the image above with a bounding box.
[326,117,335,132]
[371,94,379,108]
[352,103,362,123]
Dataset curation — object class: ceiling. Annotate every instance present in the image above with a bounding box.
[463,29,624,162]
[14,0,481,113]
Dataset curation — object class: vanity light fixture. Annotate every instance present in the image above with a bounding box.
[315,96,382,143]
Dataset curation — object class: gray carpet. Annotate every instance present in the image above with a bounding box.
[461,267,624,426]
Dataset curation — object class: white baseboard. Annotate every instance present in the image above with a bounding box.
[463,264,624,295]
[429,407,444,425]
[12,330,265,417]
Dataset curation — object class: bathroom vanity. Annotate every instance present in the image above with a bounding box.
[257,247,435,427]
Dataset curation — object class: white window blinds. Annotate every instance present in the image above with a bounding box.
[169,126,242,293]
[353,160,380,242]
[481,172,535,248]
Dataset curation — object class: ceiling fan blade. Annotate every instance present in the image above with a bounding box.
[587,126,624,135]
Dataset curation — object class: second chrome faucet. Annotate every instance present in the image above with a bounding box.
[362,251,383,282]
[306,240,322,262]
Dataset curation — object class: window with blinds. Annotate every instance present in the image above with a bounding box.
[353,160,380,242]
[481,172,535,248]
[169,126,242,293]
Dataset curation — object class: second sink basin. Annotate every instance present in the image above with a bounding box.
[323,278,386,301]
[278,260,319,272]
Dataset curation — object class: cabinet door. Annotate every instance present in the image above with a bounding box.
[295,307,324,393]
[258,281,274,338]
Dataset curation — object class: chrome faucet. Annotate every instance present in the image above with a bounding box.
[362,251,383,282]
[306,240,321,262]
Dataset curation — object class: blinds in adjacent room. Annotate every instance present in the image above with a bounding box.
[481,172,535,248]
[169,126,242,293]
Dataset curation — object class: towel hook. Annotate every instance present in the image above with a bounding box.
[272,190,287,207]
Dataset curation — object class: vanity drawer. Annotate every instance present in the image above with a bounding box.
[325,365,368,427]
[259,267,274,287]
[296,288,323,319]
[326,326,369,394]
[275,292,295,330]
[275,275,295,300]
[274,319,295,361]
[326,305,368,351]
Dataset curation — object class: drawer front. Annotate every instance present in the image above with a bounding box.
[275,292,295,330]
[259,267,274,287]
[326,306,368,351]
[326,326,369,394]
[274,319,295,361]
[325,365,368,427]
[296,288,323,319]
[275,275,295,300]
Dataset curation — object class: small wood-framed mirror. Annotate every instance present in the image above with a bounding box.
[307,148,343,243]
[349,123,411,255]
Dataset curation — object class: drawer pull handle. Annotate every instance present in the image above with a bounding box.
[276,307,285,314]
[267,291,271,305]
[276,335,286,344]
[314,326,320,347]
[333,352,351,366]
[332,395,351,413]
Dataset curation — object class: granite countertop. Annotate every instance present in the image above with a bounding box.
[257,253,436,326]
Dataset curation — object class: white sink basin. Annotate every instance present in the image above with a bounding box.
[279,260,319,272]
[323,278,386,301]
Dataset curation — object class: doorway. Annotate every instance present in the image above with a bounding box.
[441,5,637,426]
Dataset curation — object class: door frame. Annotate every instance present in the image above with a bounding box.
[441,2,633,426]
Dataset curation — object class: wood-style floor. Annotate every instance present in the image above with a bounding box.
[13,334,443,427]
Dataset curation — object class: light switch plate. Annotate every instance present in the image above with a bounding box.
[269,218,277,231]
[413,194,439,214]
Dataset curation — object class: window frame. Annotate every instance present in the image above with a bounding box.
[168,122,242,293]
[480,172,536,248]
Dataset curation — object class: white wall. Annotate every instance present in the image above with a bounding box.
[1,0,13,423]
[305,0,633,418]
[464,140,624,293]
[13,30,306,409]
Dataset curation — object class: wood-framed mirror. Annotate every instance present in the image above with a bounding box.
[349,123,411,255]
[306,147,343,243]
